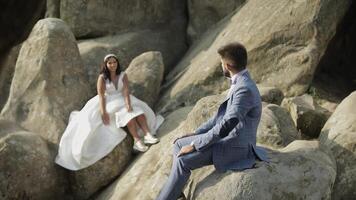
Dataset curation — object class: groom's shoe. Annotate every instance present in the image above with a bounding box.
[133,140,149,152]
[144,133,159,144]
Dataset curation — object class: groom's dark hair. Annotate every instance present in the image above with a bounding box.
[218,42,247,70]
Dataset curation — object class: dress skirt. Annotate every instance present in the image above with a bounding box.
[55,93,163,170]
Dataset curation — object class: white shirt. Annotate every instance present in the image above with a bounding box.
[227,69,248,97]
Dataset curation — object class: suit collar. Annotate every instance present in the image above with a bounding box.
[225,69,250,101]
[230,69,248,85]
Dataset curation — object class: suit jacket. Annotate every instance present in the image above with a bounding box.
[192,70,268,172]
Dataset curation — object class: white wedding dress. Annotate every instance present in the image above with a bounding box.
[55,72,163,170]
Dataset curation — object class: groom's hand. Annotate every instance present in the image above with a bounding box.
[173,132,195,144]
[177,145,195,157]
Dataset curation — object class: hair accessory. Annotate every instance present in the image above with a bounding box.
[104,54,117,62]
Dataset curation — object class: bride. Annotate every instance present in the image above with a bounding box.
[55,54,163,170]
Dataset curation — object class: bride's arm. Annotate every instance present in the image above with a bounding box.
[97,75,110,124]
[122,73,132,112]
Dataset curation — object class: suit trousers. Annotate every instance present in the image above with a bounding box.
[156,134,213,200]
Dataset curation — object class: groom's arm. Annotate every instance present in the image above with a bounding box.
[192,87,253,151]
[194,114,217,135]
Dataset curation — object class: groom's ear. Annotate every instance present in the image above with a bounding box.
[226,63,235,71]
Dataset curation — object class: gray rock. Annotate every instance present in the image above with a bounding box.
[282,94,331,138]
[186,140,335,200]
[157,0,351,115]
[0,120,70,200]
[78,28,187,94]
[319,91,356,199]
[125,51,164,108]
[257,104,299,148]
[68,136,133,200]
[177,93,226,133]
[60,0,187,38]
[45,0,60,18]
[0,18,91,145]
[257,85,284,105]
[187,0,245,43]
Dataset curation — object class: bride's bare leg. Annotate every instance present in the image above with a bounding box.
[135,114,150,135]
[126,119,141,140]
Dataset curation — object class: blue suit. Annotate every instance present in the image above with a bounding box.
[157,70,268,200]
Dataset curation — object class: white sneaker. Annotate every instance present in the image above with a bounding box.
[144,133,159,144]
[133,140,149,152]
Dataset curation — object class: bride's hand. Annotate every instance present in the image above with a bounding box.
[101,112,110,125]
[127,105,133,112]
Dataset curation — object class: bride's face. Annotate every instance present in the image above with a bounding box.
[106,57,118,72]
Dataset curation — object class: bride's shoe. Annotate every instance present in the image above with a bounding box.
[144,133,159,144]
[133,139,149,152]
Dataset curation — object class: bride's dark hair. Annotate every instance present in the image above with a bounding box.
[100,55,121,82]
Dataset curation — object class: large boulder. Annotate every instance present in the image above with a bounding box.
[157,46,230,115]
[258,85,284,105]
[0,120,70,199]
[78,28,187,93]
[0,18,91,145]
[257,104,299,148]
[187,0,245,43]
[185,140,335,200]
[125,51,164,108]
[96,106,194,200]
[67,136,133,200]
[60,0,187,38]
[319,91,356,199]
[0,45,21,110]
[96,93,335,200]
[157,0,351,115]
[282,94,331,139]
[45,0,60,18]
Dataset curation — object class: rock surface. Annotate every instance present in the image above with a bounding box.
[78,28,187,93]
[0,2,354,200]
[257,104,299,148]
[157,0,351,115]
[0,120,70,200]
[258,85,284,105]
[282,94,331,138]
[319,91,356,199]
[125,51,164,108]
[0,18,91,145]
[45,0,60,18]
[187,0,246,43]
[185,141,335,200]
[68,136,133,200]
[60,0,187,38]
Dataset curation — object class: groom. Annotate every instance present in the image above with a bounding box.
[157,42,268,200]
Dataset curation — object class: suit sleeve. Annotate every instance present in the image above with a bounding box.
[193,87,253,151]
[194,114,217,135]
